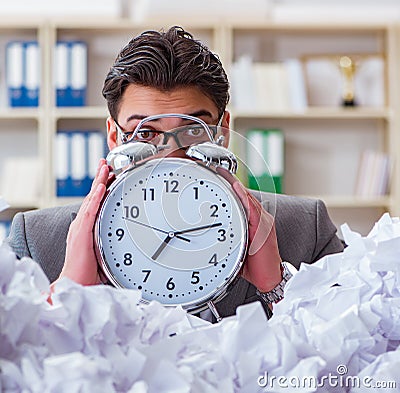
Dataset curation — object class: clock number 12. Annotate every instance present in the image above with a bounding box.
[164,180,179,193]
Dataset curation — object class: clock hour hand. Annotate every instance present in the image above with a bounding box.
[123,217,190,242]
[152,232,176,260]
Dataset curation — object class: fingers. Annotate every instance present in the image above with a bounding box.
[80,160,109,212]
[228,175,275,256]
[216,167,251,215]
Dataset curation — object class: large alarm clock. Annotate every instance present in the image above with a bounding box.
[94,132,248,316]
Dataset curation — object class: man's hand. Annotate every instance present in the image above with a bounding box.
[51,159,114,289]
[217,169,283,292]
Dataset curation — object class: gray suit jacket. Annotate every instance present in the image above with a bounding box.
[6,191,344,318]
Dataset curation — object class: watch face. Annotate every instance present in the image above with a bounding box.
[95,157,247,312]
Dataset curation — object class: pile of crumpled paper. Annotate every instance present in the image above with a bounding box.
[1,210,399,392]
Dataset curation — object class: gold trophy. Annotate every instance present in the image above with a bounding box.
[339,55,357,106]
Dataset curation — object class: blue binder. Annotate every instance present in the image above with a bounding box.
[55,130,106,197]
[55,41,87,107]
[6,41,40,107]
[24,41,40,106]
[55,131,71,197]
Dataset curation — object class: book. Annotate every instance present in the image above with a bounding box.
[230,57,307,113]
[354,150,392,197]
[246,128,285,194]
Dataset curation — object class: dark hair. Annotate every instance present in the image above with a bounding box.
[102,26,230,120]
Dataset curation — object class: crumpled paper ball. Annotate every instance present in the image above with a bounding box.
[1,213,400,392]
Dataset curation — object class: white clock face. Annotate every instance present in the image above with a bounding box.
[96,157,247,312]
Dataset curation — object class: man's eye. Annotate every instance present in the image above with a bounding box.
[185,127,205,137]
[135,130,159,141]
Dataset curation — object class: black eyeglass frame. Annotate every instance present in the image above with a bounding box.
[113,113,223,146]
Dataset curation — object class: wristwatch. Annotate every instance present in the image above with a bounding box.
[256,262,294,304]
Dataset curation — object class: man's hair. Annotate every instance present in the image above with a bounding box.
[102,26,230,120]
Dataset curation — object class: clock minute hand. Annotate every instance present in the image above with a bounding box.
[174,222,223,236]
[123,217,190,242]
[152,223,223,261]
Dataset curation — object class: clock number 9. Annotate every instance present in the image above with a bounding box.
[116,228,124,241]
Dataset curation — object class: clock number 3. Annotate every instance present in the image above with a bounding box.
[217,229,227,242]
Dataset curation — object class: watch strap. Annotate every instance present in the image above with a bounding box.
[256,262,294,304]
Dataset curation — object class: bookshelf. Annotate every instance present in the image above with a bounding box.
[0,18,399,236]
[227,22,399,235]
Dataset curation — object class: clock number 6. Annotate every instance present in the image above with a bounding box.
[166,277,176,290]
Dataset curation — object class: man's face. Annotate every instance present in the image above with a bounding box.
[106,84,230,158]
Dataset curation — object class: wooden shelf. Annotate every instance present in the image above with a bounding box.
[0,108,41,121]
[53,106,109,120]
[231,107,391,120]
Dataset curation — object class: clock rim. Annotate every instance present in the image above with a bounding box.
[94,157,248,313]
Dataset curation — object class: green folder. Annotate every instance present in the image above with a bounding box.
[246,128,284,194]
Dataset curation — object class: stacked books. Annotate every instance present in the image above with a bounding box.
[230,57,307,113]
[354,150,392,197]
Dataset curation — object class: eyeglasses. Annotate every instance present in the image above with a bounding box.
[114,113,223,148]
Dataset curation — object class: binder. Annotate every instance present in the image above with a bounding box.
[246,129,284,194]
[54,42,69,107]
[55,130,106,197]
[55,41,87,107]
[6,41,24,107]
[6,41,40,107]
[70,131,87,195]
[24,41,40,107]
[70,41,87,106]
[87,131,106,191]
[54,131,70,197]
